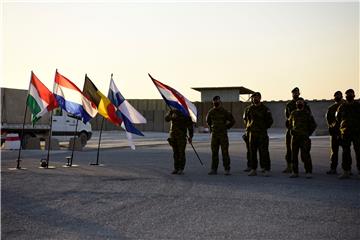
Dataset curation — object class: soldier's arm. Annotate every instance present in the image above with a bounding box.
[187,117,194,139]
[226,111,236,129]
[308,114,317,136]
[266,108,273,129]
[206,110,212,132]
[165,110,172,122]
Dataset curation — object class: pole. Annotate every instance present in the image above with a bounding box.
[70,119,79,166]
[92,117,104,165]
[16,72,32,169]
[45,110,54,168]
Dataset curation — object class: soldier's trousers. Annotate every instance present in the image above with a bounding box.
[329,134,341,170]
[243,133,251,169]
[341,134,360,172]
[169,137,187,171]
[285,129,292,166]
[211,133,230,171]
[291,135,312,174]
[249,132,271,171]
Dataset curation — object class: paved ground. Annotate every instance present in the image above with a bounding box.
[1,131,360,240]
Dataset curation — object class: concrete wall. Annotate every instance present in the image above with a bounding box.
[90,99,333,134]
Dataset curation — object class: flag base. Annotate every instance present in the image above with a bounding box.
[62,164,79,168]
[90,163,105,166]
[8,167,27,171]
[38,166,56,169]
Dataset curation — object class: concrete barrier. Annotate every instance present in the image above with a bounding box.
[45,138,60,150]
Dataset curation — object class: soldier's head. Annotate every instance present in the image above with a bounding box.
[296,97,305,110]
[333,91,343,103]
[291,87,300,100]
[212,96,221,108]
[251,92,261,105]
[345,89,355,102]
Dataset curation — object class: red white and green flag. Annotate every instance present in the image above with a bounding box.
[27,71,58,124]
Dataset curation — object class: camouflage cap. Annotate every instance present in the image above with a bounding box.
[291,87,299,93]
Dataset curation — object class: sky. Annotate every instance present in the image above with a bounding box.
[1,0,359,102]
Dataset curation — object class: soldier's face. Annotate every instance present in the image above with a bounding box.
[345,92,355,102]
[213,99,221,108]
[252,95,261,104]
[296,100,304,109]
[292,91,300,99]
[334,93,342,102]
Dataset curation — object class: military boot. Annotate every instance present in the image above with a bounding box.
[289,173,299,178]
[338,171,351,179]
[248,169,257,176]
[224,170,231,176]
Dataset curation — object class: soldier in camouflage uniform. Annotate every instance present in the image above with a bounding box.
[288,98,317,178]
[325,91,344,174]
[165,108,194,175]
[243,92,273,176]
[206,96,235,175]
[284,87,311,173]
[336,89,360,179]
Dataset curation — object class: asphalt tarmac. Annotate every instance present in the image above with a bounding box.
[2,133,360,240]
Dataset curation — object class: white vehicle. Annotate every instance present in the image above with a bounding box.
[1,88,92,148]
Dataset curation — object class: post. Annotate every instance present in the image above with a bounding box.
[91,117,105,165]
[70,119,79,166]
[45,110,54,168]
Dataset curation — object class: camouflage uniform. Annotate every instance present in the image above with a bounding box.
[326,99,345,172]
[285,100,311,170]
[244,103,273,171]
[336,101,360,173]
[288,109,317,174]
[206,106,235,172]
[165,109,194,172]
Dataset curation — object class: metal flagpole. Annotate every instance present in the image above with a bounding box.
[44,110,55,169]
[90,117,105,166]
[69,119,79,166]
[14,72,32,170]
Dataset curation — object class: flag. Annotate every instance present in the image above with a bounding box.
[108,76,146,149]
[148,73,197,123]
[82,75,122,126]
[27,71,58,124]
[54,71,97,123]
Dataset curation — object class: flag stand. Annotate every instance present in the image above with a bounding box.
[63,118,79,167]
[90,117,105,166]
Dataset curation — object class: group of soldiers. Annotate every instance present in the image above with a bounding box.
[165,87,360,179]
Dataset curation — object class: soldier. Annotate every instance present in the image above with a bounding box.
[325,91,345,174]
[206,96,235,175]
[243,92,273,176]
[284,87,311,173]
[336,89,360,179]
[165,108,194,175]
[288,98,317,178]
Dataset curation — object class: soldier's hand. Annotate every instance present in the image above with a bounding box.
[188,137,192,144]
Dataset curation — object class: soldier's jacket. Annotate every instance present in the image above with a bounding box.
[285,99,311,128]
[165,109,194,138]
[243,103,273,133]
[336,101,360,136]
[288,109,317,137]
[326,100,344,136]
[206,106,235,134]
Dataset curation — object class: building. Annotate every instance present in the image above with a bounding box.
[192,86,255,102]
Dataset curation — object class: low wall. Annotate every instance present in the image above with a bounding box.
[90,99,334,134]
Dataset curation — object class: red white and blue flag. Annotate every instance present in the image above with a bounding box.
[54,70,97,123]
[148,73,197,123]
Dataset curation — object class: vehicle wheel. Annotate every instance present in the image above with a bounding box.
[79,132,88,147]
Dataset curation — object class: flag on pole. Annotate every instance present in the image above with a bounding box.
[54,70,97,123]
[82,75,122,126]
[148,73,197,123]
[108,76,147,150]
[27,71,58,124]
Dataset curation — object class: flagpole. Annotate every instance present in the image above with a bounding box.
[69,119,79,166]
[91,117,104,166]
[15,72,32,170]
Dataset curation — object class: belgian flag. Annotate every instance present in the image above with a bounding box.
[83,75,122,126]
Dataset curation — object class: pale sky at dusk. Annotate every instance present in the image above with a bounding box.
[1,0,359,101]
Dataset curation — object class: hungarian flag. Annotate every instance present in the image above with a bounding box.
[149,73,197,123]
[27,71,58,124]
[83,75,122,126]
